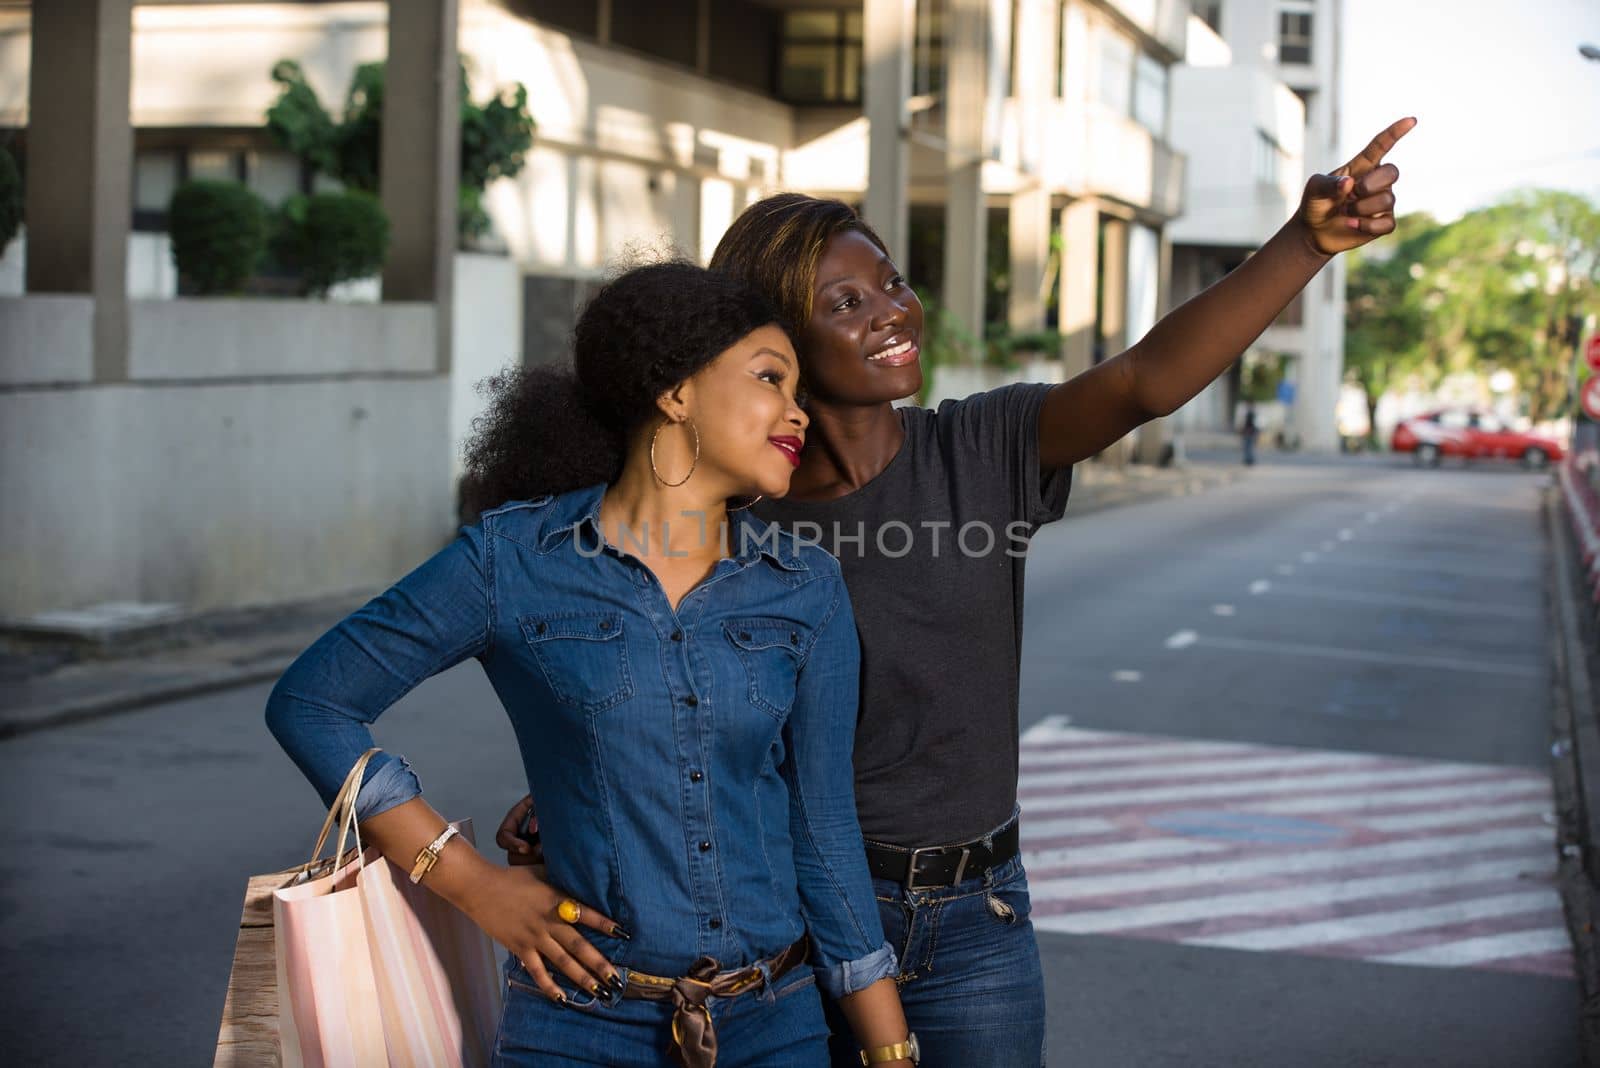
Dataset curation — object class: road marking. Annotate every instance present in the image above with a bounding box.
[1021,750,1376,791]
[1187,891,1557,952]
[1112,670,1143,682]
[1253,585,1541,620]
[1021,763,1501,815]
[1248,580,1271,595]
[1191,634,1541,680]
[1164,630,1198,649]
[1250,778,1550,815]
[1033,858,1543,935]
[1365,512,1381,523]
[1027,825,1547,897]
[1015,726,1566,976]
[1275,564,1295,575]
[1339,529,1355,541]
[1320,540,1336,552]
[1301,551,1320,563]
[1212,604,1236,616]
[1364,799,1553,833]
[1375,928,1572,968]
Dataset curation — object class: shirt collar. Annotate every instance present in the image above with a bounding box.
[536,484,808,573]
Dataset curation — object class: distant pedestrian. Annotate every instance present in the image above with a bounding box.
[1241,404,1260,466]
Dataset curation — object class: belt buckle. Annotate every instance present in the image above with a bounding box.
[904,845,971,891]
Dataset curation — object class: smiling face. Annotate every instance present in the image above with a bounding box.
[800,231,925,405]
[667,324,809,500]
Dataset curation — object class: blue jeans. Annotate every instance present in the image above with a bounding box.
[492,955,830,1066]
[824,853,1046,1068]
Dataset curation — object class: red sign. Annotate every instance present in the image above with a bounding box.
[1588,335,1600,373]
[1584,376,1600,422]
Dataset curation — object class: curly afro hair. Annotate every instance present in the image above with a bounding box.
[461,260,790,517]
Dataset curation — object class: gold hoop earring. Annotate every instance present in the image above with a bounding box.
[728,496,764,512]
[649,418,699,487]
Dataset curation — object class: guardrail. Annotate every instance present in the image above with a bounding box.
[1559,449,1600,624]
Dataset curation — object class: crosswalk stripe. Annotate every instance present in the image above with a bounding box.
[1032,857,1540,935]
[1374,927,1573,968]
[1025,825,1550,900]
[1021,762,1498,814]
[1363,799,1553,833]
[1019,740,1258,769]
[1018,816,1120,838]
[1023,836,1230,869]
[1184,891,1559,952]
[1019,750,1377,791]
[1248,778,1548,815]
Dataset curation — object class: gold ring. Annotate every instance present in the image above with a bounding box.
[557,898,583,925]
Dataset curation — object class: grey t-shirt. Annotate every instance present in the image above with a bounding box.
[753,384,1073,848]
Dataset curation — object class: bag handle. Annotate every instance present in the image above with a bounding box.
[305,748,381,874]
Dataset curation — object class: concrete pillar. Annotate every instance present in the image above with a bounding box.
[1136,226,1177,465]
[1058,198,1098,378]
[381,0,460,374]
[863,0,915,261]
[1006,0,1056,335]
[942,0,991,341]
[1099,216,1128,357]
[25,0,132,383]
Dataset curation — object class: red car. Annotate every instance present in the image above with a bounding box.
[1391,409,1565,469]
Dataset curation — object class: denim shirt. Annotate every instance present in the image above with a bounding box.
[265,484,897,998]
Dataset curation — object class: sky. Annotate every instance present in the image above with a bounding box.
[1340,0,1600,222]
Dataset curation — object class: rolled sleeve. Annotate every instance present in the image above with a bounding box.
[264,522,494,823]
[778,568,891,987]
[814,940,899,1000]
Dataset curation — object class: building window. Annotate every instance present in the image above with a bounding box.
[1278,3,1314,65]
[1196,1,1223,34]
[778,9,863,104]
[1094,25,1134,115]
[1133,53,1167,135]
[914,0,947,96]
[1253,129,1285,185]
[133,144,307,232]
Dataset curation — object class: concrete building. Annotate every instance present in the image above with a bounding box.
[1169,0,1346,451]
[0,0,1190,621]
[1166,12,1306,447]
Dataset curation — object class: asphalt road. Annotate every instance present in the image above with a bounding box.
[0,453,1576,1065]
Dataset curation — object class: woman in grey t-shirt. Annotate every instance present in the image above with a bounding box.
[498,119,1414,1066]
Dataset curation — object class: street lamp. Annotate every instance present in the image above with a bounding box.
[1581,43,1600,61]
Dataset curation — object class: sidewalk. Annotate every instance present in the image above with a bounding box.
[0,458,1246,740]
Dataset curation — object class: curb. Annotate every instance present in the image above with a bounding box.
[1544,484,1600,1064]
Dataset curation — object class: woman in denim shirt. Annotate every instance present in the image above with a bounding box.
[266,263,913,1068]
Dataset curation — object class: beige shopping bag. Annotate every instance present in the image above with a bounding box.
[215,750,502,1067]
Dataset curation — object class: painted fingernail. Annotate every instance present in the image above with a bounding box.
[607,972,626,993]
[554,992,568,1006]
[589,981,605,997]
[610,924,632,940]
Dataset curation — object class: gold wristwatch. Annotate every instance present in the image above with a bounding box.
[859,1033,920,1065]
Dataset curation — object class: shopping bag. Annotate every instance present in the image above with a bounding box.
[216,749,502,1067]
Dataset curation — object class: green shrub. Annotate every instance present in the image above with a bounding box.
[273,191,390,297]
[0,146,21,259]
[169,180,270,294]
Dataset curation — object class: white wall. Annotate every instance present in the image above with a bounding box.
[450,252,523,483]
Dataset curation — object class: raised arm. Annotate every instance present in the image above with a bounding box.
[1037,116,1417,470]
[779,573,911,1062]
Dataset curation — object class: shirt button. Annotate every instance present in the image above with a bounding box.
[708,918,722,930]
[789,631,798,644]
[738,631,751,641]
[599,620,611,631]
[689,771,704,782]
[534,622,547,635]
[698,840,712,852]
[684,695,699,707]
[671,630,684,642]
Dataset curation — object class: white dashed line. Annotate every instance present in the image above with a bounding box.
[1275,564,1295,576]
[1165,630,1199,649]
[1212,604,1236,617]
[1112,670,1143,682]
[1338,529,1354,541]
[1249,580,1272,595]
[1301,551,1319,563]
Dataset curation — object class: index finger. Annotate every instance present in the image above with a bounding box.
[1340,116,1416,179]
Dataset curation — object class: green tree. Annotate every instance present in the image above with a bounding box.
[1344,213,1444,444]
[266,58,534,244]
[168,180,270,295]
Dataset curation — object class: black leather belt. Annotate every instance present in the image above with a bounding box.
[864,816,1021,890]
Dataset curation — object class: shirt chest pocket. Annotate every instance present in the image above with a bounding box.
[724,619,809,719]
[520,613,634,713]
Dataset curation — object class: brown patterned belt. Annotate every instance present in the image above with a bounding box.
[620,935,810,1068]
